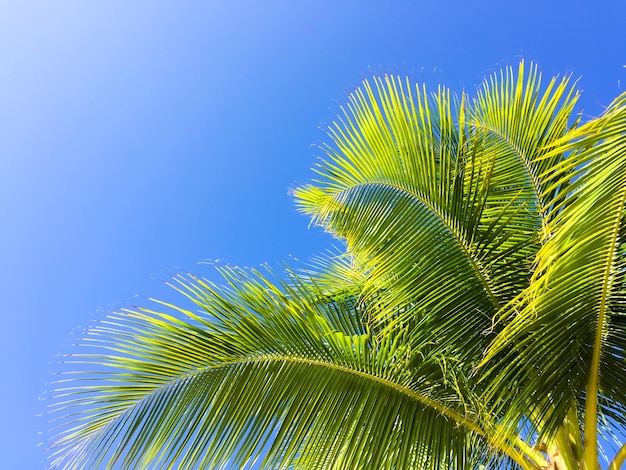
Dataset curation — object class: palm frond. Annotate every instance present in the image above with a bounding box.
[294,64,579,363]
[481,92,626,461]
[48,263,509,469]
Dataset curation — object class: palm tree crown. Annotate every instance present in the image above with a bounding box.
[47,61,626,469]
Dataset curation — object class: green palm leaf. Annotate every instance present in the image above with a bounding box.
[49,263,523,469]
[481,92,626,466]
[294,62,578,362]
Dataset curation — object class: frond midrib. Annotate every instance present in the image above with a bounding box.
[320,180,502,311]
[473,122,546,224]
[84,352,483,436]
[584,186,626,466]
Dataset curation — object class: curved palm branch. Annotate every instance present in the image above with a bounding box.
[48,261,532,469]
[294,61,578,361]
[481,92,626,467]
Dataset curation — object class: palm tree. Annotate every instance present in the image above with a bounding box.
[47,61,626,469]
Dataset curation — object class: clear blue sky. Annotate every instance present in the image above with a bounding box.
[1,2,625,468]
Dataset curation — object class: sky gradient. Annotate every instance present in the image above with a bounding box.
[1,2,625,468]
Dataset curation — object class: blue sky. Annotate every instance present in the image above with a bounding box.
[1,1,625,468]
